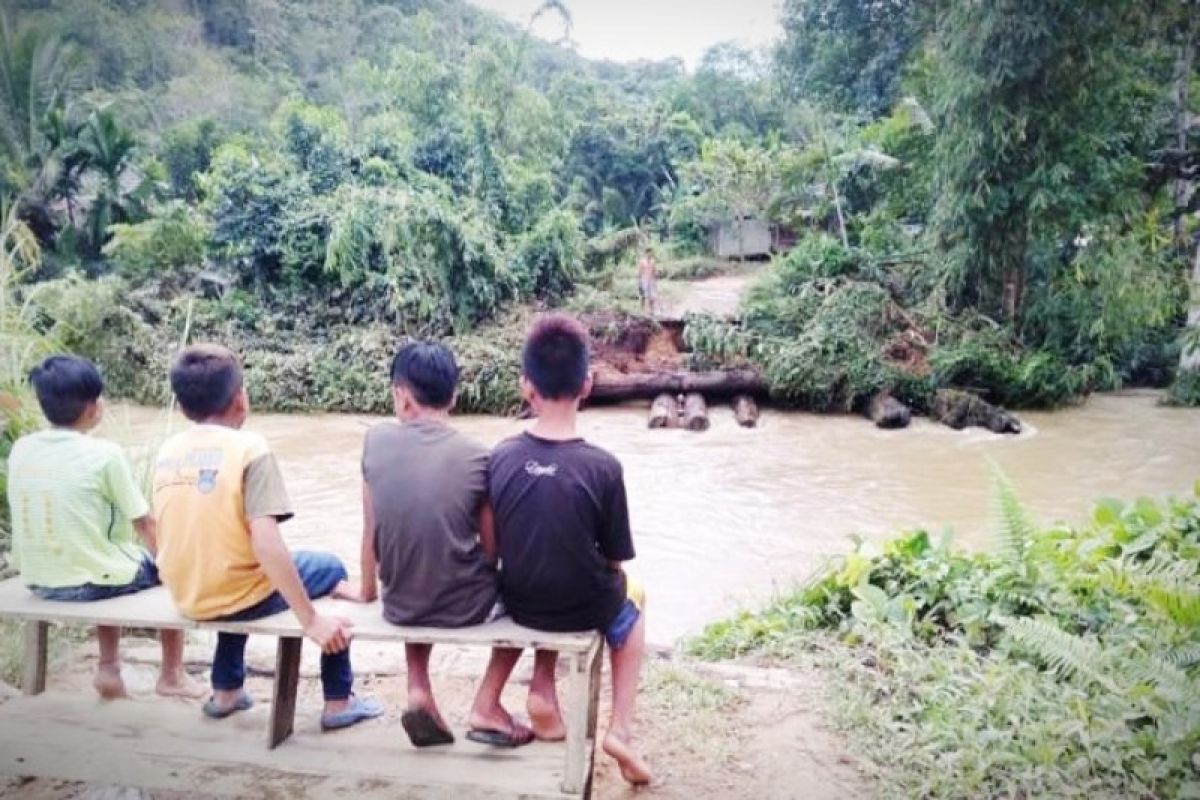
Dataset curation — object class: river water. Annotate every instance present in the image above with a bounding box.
[104,391,1199,645]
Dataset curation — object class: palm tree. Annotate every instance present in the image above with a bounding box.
[0,14,84,208]
[78,107,144,257]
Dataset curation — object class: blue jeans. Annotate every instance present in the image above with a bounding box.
[210,551,352,701]
[31,556,159,602]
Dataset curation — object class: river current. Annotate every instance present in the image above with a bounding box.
[104,391,1199,644]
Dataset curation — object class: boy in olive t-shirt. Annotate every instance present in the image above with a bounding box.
[338,341,507,748]
[6,355,197,700]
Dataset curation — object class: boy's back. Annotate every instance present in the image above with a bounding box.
[363,420,497,627]
[153,423,290,619]
[489,432,633,632]
[8,428,147,588]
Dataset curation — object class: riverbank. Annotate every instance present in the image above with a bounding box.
[689,487,1200,799]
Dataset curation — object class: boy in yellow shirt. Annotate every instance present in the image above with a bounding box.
[7,355,198,700]
[153,344,382,728]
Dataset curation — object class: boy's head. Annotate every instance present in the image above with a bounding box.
[520,314,592,404]
[169,344,248,425]
[29,355,105,430]
[391,341,458,418]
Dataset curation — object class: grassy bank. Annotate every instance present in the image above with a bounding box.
[690,481,1200,798]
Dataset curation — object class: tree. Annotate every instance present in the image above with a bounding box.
[930,0,1160,321]
[672,138,781,255]
[78,107,151,258]
[776,0,929,117]
[0,14,85,238]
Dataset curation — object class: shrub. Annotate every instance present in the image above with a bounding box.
[103,203,208,279]
[1165,368,1200,407]
[690,482,1200,799]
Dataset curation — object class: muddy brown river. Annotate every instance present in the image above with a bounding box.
[103,391,1199,644]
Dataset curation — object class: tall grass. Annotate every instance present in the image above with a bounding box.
[0,198,51,562]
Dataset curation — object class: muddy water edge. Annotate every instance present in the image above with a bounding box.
[102,390,1200,645]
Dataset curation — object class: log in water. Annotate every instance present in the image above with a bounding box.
[649,393,680,428]
[733,395,759,428]
[683,393,709,431]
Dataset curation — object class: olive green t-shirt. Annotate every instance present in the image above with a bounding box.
[362,420,498,627]
[7,428,150,588]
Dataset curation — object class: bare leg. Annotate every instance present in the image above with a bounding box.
[404,643,449,729]
[468,647,531,738]
[527,649,566,741]
[94,625,127,700]
[602,615,653,786]
[156,629,204,698]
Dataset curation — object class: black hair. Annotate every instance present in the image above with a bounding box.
[28,355,104,426]
[391,341,458,409]
[521,314,590,400]
[169,344,244,422]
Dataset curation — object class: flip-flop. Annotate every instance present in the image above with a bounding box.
[401,709,455,747]
[321,695,385,732]
[465,725,536,748]
[202,691,253,719]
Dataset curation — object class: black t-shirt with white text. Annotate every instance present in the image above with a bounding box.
[489,433,635,632]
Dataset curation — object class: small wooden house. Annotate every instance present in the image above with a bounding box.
[709,216,773,259]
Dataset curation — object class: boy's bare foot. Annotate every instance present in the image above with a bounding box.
[156,670,206,699]
[527,691,566,741]
[603,731,653,786]
[93,664,128,700]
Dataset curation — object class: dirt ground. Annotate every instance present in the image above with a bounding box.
[0,637,872,800]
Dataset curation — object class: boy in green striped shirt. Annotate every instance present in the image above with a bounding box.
[6,355,200,700]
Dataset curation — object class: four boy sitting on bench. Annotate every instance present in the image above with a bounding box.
[4,314,652,786]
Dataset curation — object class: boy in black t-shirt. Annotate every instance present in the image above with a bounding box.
[466,314,652,786]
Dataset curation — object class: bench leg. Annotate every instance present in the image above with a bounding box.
[268,636,302,749]
[22,621,49,696]
[561,640,602,796]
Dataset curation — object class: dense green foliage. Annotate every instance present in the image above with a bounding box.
[0,0,1195,412]
[691,482,1200,797]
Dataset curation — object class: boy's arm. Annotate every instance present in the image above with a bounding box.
[249,515,352,654]
[599,462,636,567]
[133,515,158,556]
[333,482,379,603]
[478,501,497,564]
[103,448,153,550]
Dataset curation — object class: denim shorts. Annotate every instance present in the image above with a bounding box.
[604,598,642,649]
[31,556,159,603]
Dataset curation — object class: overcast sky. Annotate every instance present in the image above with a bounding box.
[465,0,783,69]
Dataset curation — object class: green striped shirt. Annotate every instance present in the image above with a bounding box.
[7,429,149,588]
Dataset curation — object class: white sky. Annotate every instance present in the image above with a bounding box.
[465,0,783,69]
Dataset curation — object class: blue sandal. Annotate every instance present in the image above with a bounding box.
[202,690,253,719]
[321,695,384,732]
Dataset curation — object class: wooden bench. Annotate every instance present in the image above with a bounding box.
[0,578,604,798]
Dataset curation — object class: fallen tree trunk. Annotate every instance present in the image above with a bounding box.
[683,393,709,431]
[732,394,759,428]
[590,369,767,403]
[649,393,680,428]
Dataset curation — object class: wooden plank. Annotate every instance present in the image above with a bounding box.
[269,636,302,748]
[0,581,191,630]
[200,598,598,653]
[559,640,600,796]
[21,620,48,696]
[0,579,599,653]
[0,693,575,799]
